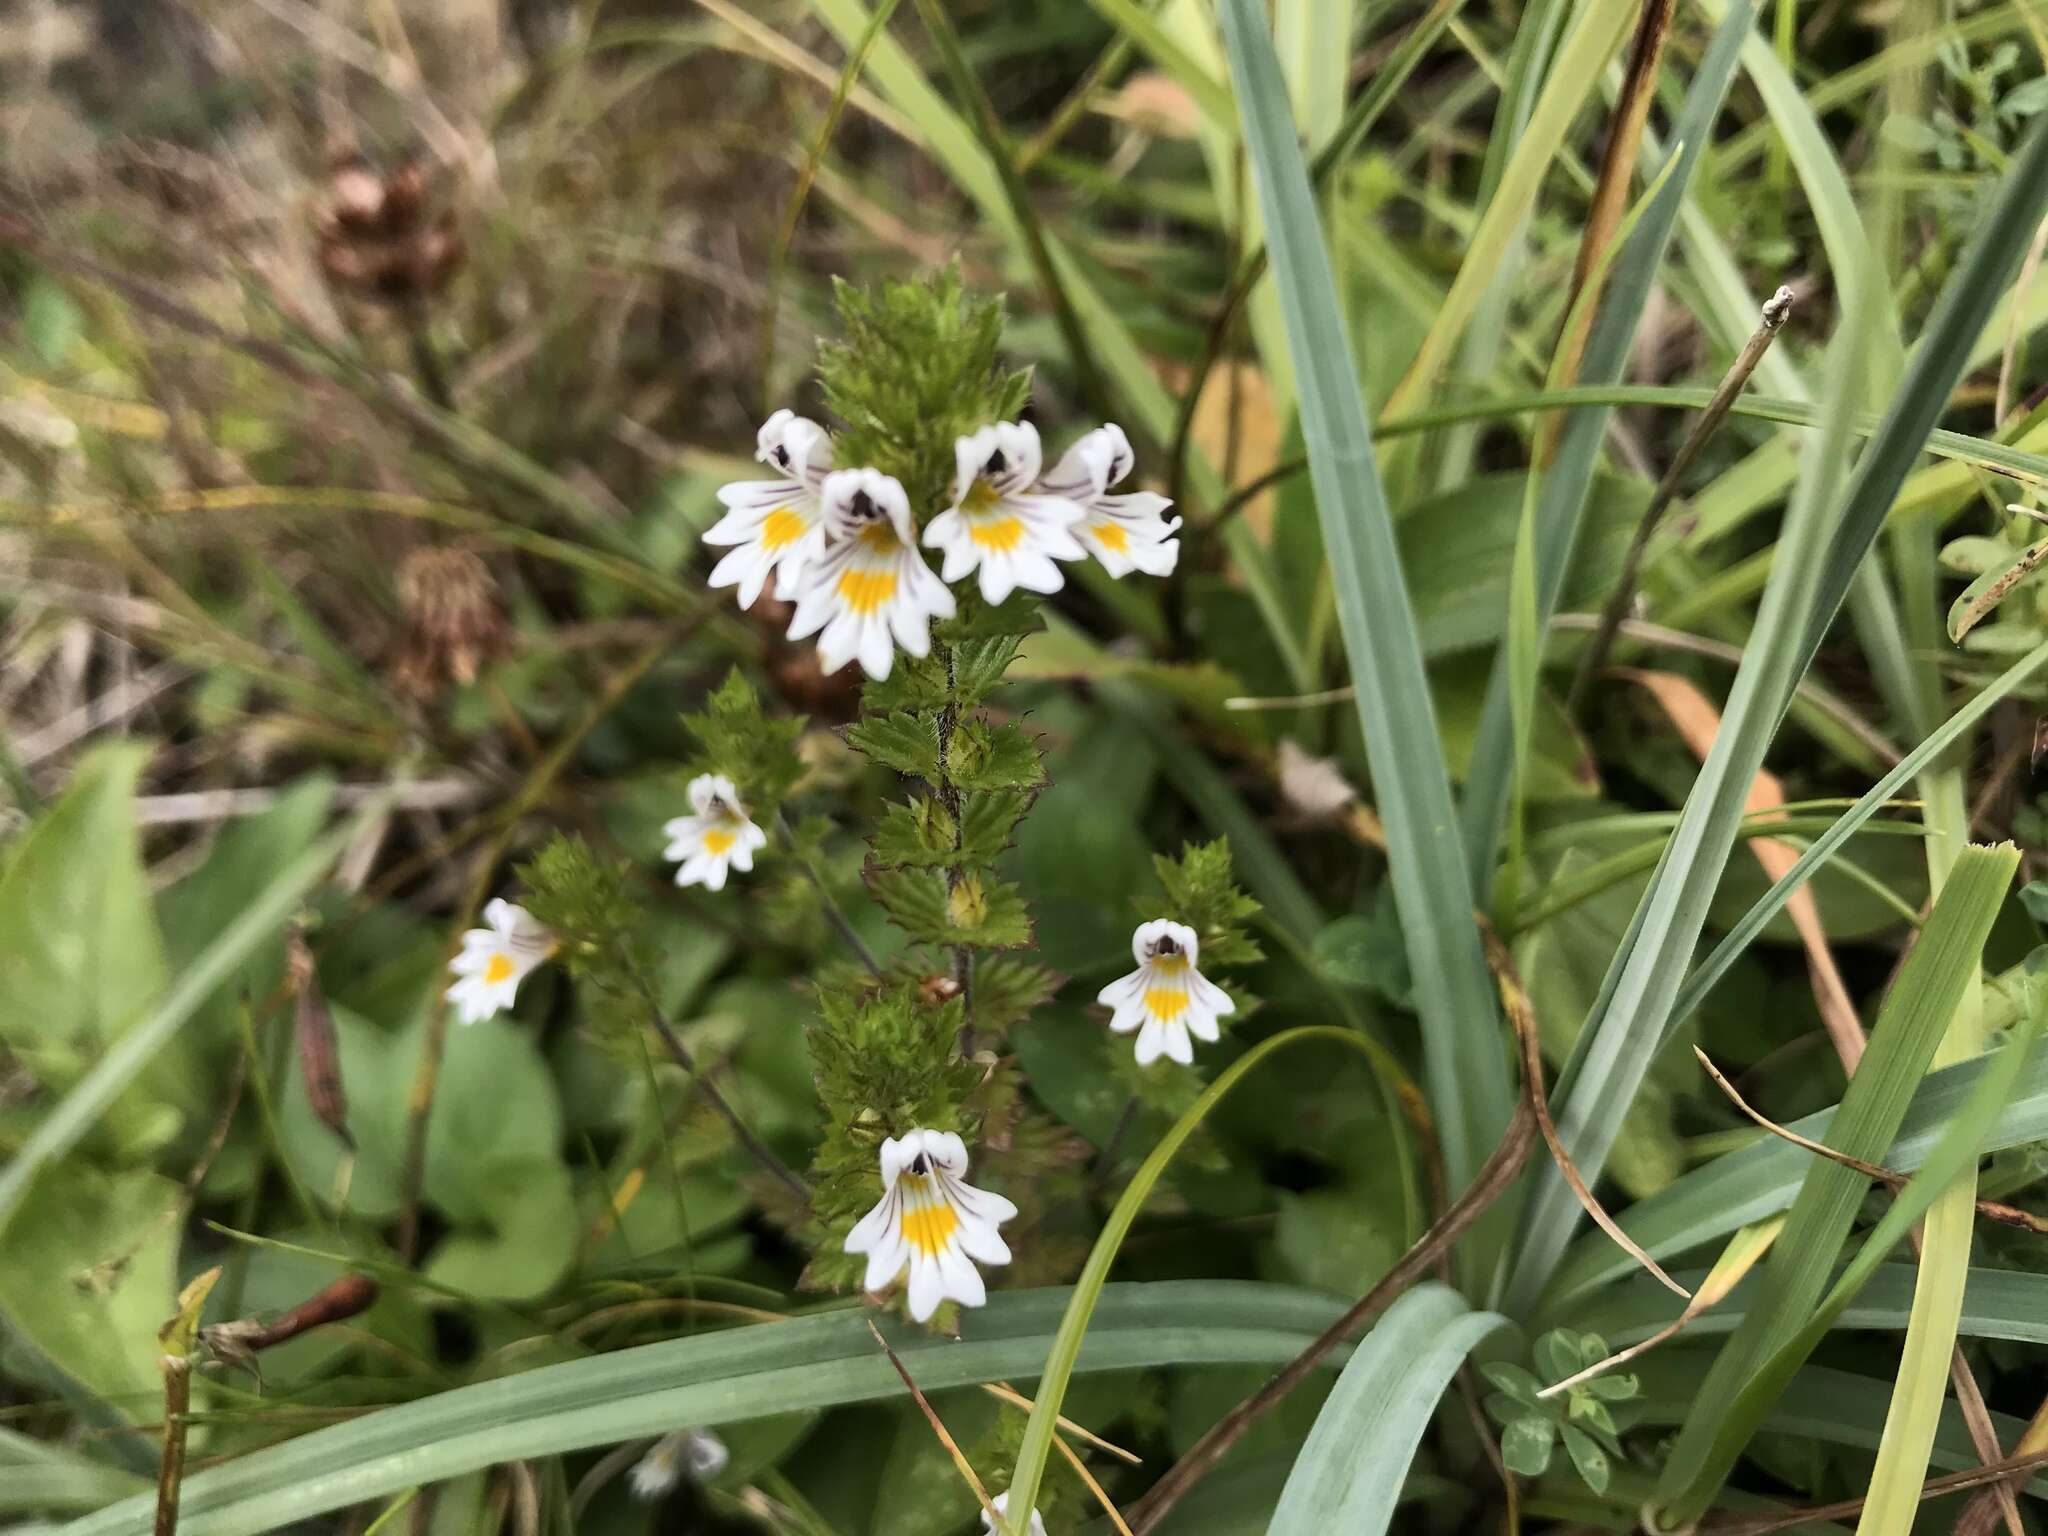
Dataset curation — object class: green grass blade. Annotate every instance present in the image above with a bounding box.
[1544,1032,2048,1315]
[1459,0,1757,891]
[1267,1284,1507,1536]
[1213,0,1514,1202]
[1651,842,2019,1525]
[0,798,384,1230]
[1003,1026,1383,1529]
[1501,230,1883,1314]
[1382,0,1640,418]
[1790,116,2048,686]
[1673,638,2048,1021]
[55,1281,1350,1536]
[1588,1264,2048,1351]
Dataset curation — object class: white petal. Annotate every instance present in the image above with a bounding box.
[857,615,895,679]
[907,1253,945,1322]
[937,1244,986,1308]
[1097,969,1145,1008]
[1134,1019,1166,1065]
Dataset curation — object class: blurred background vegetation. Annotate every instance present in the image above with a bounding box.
[8,1,2048,1533]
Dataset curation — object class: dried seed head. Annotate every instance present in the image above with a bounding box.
[392,546,510,699]
[290,931,351,1149]
[314,153,465,307]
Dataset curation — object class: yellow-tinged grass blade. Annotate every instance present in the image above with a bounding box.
[1381,0,1639,419]
[1651,841,2021,1528]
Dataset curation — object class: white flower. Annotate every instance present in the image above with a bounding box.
[1097,919,1234,1066]
[982,1491,1048,1536]
[627,1429,728,1501]
[1033,423,1180,578]
[663,773,768,892]
[844,1128,1017,1323]
[788,468,956,679]
[704,410,834,608]
[924,421,1087,604]
[445,899,556,1024]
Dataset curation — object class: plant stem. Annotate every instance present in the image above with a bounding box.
[1566,286,1794,713]
[639,980,809,1202]
[935,644,974,1032]
[776,811,881,974]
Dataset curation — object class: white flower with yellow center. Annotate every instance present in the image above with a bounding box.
[1034,423,1180,578]
[445,899,556,1024]
[982,1492,1047,1536]
[788,468,956,679]
[843,1128,1017,1322]
[704,410,834,608]
[1098,919,1234,1066]
[662,773,768,892]
[924,421,1087,604]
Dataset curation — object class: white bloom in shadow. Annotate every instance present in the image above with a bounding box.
[844,1128,1016,1323]
[924,421,1086,603]
[705,410,834,608]
[1097,918,1233,1065]
[788,468,955,679]
[627,1428,729,1501]
[982,1491,1048,1536]
[1034,423,1180,578]
[445,899,556,1024]
[663,773,768,892]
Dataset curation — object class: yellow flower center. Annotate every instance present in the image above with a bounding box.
[969,516,1026,553]
[1146,987,1188,1021]
[901,1191,960,1257]
[483,953,517,985]
[1091,520,1129,555]
[837,567,898,615]
[1152,953,1187,973]
[703,827,736,855]
[858,522,899,548]
[962,478,1002,515]
[760,508,806,551]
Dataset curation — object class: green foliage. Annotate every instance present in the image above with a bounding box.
[1149,838,1264,970]
[1481,1331,1637,1494]
[817,266,1032,517]
[682,668,806,815]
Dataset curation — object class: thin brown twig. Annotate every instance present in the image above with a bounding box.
[1695,1443,2048,1535]
[1483,924,1691,1299]
[1125,1097,1538,1534]
[1566,286,1795,714]
[864,1321,1004,1529]
[1695,1047,2048,1236]
[641,981,809,1201]
[1548,0,1677,403]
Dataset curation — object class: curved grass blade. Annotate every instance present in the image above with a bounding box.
[1544,1029,2048,1315]
[1266,1284,1506,1536]
[1004,1026,1382,1530]
[60,1281,1350,1536]
[1673,637,2048,1023]
[1211,0,1514,1210]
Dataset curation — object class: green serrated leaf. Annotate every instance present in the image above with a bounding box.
[945,721,1047,792]
[846,712,942,780]
[866,869,1032,949]
[871,796,960,869]
[1501,1416,1556,1478]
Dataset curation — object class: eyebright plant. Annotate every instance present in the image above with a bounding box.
[461,273,1264,1351]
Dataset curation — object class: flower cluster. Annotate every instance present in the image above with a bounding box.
[708,413,1178,680]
